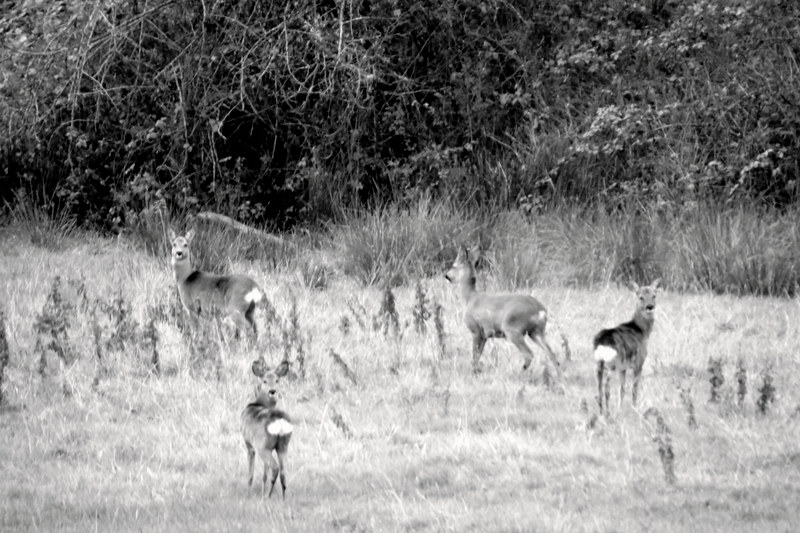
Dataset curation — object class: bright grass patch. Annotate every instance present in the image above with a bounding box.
[1,228,800,532]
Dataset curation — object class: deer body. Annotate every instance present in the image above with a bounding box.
[242,360,293,497]
[593,279,660,414]
[446,246,561,376]
[169,229,263,340]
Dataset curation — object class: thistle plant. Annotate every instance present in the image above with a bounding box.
[330,407,354,439]
[432,299,447,359]
[644,407,677,485]
[707,357,725,403]
[329,349,358,387]
[34,276,76,376]
[378,285,400,338]
[412,279,430,334]
[677,384,697,429]
[756,363,776,415]
[0,309,10,405]
[735,357,747,409]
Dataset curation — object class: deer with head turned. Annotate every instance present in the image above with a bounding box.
[168,228,263,341]
[445,245,562,377]
[593,279,660,415]
[242,359,293,497]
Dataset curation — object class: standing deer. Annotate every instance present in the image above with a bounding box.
[169,228,263,341]
[242,359,293,497]
[593,279,660,414]
[445,245,561,377]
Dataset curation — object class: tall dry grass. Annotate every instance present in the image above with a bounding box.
[2,217,800,532]
[330,200,800,297]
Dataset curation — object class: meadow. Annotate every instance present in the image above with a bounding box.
[1,218,800,533]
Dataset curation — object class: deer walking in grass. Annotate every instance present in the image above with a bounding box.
[445,245,562,377]
[593,279,660,415]
[169,228,264,341]
[242,359,293,497]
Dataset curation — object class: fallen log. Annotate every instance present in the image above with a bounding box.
[195,211,286,246]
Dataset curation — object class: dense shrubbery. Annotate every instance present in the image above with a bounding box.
[2,0,799,230]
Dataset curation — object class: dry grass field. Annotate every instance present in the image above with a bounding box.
[1,230,799,532]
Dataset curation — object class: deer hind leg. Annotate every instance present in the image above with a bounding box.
[506,329,535,370]
[244,301,258,342]
[531,333,562,379]
[471,333,487,374]
[275,449,288,499]
[258,448,272,496]
[596,361,605,412]
[603,370,612,416]
[245,442,256,487]
[230,309,256,345]
[618,369,627,411]
[267,450,281,498]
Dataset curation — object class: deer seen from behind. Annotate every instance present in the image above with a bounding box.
[445,245,562,378]
[242,359,293,498]
[593,279,660,415]
[169,228,264,341]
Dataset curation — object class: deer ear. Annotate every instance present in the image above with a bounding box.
[275,360,290,377]
[251,358,266,378]
[456,245,467,261]
[651,278,661,290]
[469,244,481,266]
[185,228,196,242]
[168,228,177,242]
[631,280,641,293]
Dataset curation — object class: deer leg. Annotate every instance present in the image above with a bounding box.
[276,450,288,499]
[618,369,627,411]
[472,333,486,373]
[246,442,256,487]
[245,302,259,342]
[506,329,535,370]
[603,370,611,416]
[267,451,280,498]
[531,333,562,379]
[596,361,605,412]
[632,364,644,407]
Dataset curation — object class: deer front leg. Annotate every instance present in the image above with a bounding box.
[632,365,644,407]
[471,333,486,373]
[246,442,256,487]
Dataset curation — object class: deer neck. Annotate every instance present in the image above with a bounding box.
[458,275,477,302]
[632,308,655,336]
[171,257,194,283]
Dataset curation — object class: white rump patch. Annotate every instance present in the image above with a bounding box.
[267,419,293,436]
[538,310,546,321]
[244,288,263,304]
[594,345,618,363]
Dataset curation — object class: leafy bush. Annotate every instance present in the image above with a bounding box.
[3,1,799,229]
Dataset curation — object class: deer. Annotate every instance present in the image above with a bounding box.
[593,279,660,415]
[242,359,293,498]
[444,244,562,378]
[168,228,264,342]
